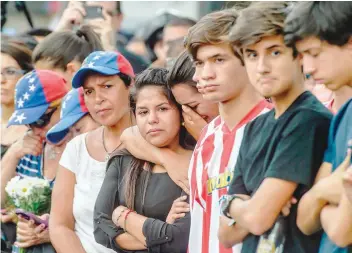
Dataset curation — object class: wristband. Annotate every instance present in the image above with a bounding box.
[124,210,134,232]
[115,208,127,227]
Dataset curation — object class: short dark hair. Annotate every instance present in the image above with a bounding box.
[229,2,296,56]
[166,17,196,28]
[25,28,52,38]
[284,1,352,47]
[130,68,171,112]
[1,38,33,73]
[167,50,195,88]
[32,25,103,70]
[184,9,243,64]
[116,1,122,15]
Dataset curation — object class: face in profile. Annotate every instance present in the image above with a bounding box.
[296,36,352,90]
[135,85,181,149]
[243,35,303,98]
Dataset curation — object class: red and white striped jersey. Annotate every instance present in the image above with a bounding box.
[188,100,273,253]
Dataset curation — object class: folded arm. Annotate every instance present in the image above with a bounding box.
[229,178,297,235]
[321,192,352,248]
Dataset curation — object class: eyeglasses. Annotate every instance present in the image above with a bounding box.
[27,107,58,129]
[1,67,25,80]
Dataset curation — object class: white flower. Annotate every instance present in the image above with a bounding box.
[14,178,34,198]
[5,176,50,209]
[5,176,21,198]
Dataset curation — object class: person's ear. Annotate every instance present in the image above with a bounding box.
[66,61,81,80]
[346,36,352,53]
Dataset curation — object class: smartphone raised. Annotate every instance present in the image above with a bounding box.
[85,5,104,20]
[15,209,48,228]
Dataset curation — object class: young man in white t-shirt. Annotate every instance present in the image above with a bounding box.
[183,9,272,253]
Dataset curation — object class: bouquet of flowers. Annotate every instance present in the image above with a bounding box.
[4,176,51,253]
[5,176,51,215]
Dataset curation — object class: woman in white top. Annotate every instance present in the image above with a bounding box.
[49,51,135,253]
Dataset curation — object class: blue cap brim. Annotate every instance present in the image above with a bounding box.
[72,66,120,88]
[46,112,87,144]
[7,104,49,127]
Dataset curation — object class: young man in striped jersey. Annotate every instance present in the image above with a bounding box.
[183,9,273,253]
[219,2,332,253]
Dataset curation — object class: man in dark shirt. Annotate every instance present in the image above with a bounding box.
[218,2,332,253]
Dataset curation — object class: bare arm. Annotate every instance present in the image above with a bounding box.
[229,178,297,235]
[115,207,191,252]
[49,166,86,253]
[1,132,42,206]
[1,146,21,206]
[115,233,146,250]
[298,152,351,235]
[321,193,352,248]
[218,213,249,248]
[94,157,146,251]
[121,126,191,193]
[296,162,332,235]
[118,211,148,245]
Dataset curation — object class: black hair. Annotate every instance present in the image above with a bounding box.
[167,50,195,88]
[284,1,352,47]
[116,1,122,14]
[32,25,103,70]
[124,67,195,210]
[130,68,175,115]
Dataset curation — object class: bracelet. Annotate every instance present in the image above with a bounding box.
[115,209,127,227]
[123,210,134,233]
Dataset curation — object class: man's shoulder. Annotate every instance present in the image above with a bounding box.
[244,109,273,133]
[197,116,223,142]
[332,98,352,129]
[291,91,333,122]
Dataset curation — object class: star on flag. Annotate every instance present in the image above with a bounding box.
[29,78,35,83]
[10,111,17,121]
[15,113,27,124]
[29,84,35,92]
[17,98,24,108]
[85,62,95,68]
[23,92,30,100]
[25,74,33,79]
[93,55,101,60]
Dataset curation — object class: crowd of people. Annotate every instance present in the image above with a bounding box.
[1,1,351,253]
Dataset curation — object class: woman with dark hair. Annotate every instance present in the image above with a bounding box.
[93,68,193,253]
[1,39,33,157]
[33,24,104,89]
[49,51,135,253]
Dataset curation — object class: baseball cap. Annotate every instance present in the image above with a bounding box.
[72,51,135,88]
[46,88,88,144]
[7,70,68,127]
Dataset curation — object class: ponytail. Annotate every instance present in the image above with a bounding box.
[33,25,104,70]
